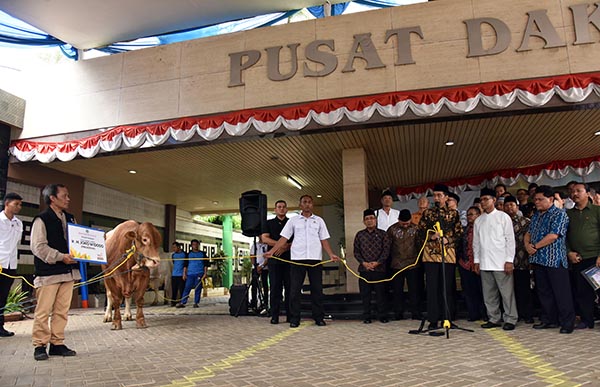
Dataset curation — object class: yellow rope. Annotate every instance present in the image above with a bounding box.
[2,228,439,289]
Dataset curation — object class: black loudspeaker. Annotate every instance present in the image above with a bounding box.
[229,285,249,316]
[239,190,267,237]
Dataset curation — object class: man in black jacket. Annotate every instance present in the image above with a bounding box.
[31,184,80,361]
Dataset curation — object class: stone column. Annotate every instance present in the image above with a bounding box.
[222,214,233,289]
[342,148,368,294]
[164,204,177,252]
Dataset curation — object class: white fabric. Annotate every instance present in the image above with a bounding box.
[251,242,268,266]
[376,208,399,231]
[0,211,23,270]
[280,214,330,261]
[473,209,516,271]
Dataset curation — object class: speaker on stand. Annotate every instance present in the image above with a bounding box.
[231,190,267,317]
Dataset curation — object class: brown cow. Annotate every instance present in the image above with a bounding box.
[102,220,162,330]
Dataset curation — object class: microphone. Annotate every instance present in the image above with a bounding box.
[434,201,441,208]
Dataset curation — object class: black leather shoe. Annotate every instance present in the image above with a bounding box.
[289,322,299,328]
[363,318,372,324]
[560,327,573,334]
[315,320,327,326]
[481,321,501,329]
[0,328,15,337]
[49,344,77,356]
[533,322,558,330]
[270,318,279,324]
[524,318,535,324]
[34,346,49,361]
[502,323,515,331]
[380,318,389,324]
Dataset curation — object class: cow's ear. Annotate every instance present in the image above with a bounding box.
[126,231,137,241]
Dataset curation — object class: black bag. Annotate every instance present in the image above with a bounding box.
[229,285,249,316]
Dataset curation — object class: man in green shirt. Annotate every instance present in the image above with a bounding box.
[566,182,600,329]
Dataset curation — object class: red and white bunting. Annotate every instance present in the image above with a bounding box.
[10,72,600,165]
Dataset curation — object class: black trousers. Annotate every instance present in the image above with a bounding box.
[391,266,424,318]
[424,262,456,324]
[458,265,486,321]
[289,261,323,323]
[534,264,575,329]
[572,258,598,328]
[171,276,185,306]
[0,269,16,327]
[268,262,290,320]
[250,267,269,308]
[513,269,534,321]
[359,270,387,320]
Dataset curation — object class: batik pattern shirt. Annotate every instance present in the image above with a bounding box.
[511,214,530,270]
[528,205,569,268]
[417,206,463,264]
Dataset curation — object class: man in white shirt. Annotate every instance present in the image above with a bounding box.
[473,188,518,331]
[266,195,339,328]
[0,192,24,337]
[377,190,400,231]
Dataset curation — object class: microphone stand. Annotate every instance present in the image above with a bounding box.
[409,204,473,339]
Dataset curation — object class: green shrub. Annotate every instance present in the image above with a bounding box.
[4,283,28,314]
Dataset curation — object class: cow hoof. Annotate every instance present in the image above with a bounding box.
[111,323,122,330]
[124,315,133,321]
[150,301,158,306]
[136,324,147,329]
[102,316,112,323]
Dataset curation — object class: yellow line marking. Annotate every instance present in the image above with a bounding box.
[485,328,582,386]
[162,322,308,387]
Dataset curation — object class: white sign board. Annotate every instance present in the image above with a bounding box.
[67,223,107,264]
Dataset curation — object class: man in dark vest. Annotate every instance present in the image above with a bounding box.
[31,184,80,361]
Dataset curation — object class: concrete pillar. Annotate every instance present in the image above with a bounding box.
[342,148,369,294]
[164,204,177,252]
[222,214,233,288]
[0,123,9,210]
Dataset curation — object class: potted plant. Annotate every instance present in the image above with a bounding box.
[4,284,28,321]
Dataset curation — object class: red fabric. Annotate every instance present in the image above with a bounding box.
[10,71,600,155]
[395,155,600,196]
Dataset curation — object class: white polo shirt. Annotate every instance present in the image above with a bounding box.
[280,214,330,261]
[0,210,23,270]
[377,207,400,231]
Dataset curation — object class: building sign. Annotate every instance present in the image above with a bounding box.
[229,3,600,87]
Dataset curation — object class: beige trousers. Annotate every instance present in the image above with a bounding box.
[32,281,74,347]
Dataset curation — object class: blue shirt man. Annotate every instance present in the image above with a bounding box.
[525,185,575,333]
[170,242,187,307]
[176,239,206,308]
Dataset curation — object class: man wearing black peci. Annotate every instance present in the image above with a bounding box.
[354,208,391,324]
[417,184,463,330]
[261,200,291,324]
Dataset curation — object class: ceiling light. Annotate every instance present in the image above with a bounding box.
[286,175,302,190]
[445,141,455,146]
[128,170,137,174]
[595,131,600,136]
[316,194,322,198]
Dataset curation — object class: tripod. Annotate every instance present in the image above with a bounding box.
[409,218,473,338]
